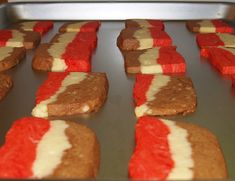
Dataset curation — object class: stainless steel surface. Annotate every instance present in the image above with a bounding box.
[6,2,235,21]
[0,20,234,180]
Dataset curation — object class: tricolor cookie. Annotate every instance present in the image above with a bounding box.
[32,43,91,72]
[129,116,228,180]
[0,30,40,49]
[0,47,25,71]
[0,74,12,101]
[117,28,172,50]
[133,74,196,117]
[14,21,53,35]
[125,19,164,30]
[59,21,100,33]
[0,117,100,179]
[32,72,108,118]
[123,47,186,74]
[50,32,97,51]
[186,20,233,33]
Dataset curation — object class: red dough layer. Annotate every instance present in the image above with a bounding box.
[0,117,50,178]
[36,72,68,103]
[211,20,233,33]
[133,74,154,106]
[34,21,53,35]
[129,116,173,180]
[232,75,235,87]
[207,47,235,74]
[158,47,186,73]
[62,43,91,72]
[71,32,97,50]
[196,33,224,48]
[80,21,100,32]
[149,29,173,47]
[0,30,12,46]
[147,20,164,30]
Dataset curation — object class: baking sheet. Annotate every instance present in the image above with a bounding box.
[0,2,235,180]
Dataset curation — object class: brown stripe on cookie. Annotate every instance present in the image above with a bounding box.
[0,74,13,101]
[147,76,196,115]
[23,31,41,49]
[125,20,140,28]
[47,73,108,116]
[186,20,201,33]
[117,28,140,50]
[32,44,53,71]
[176,121,228,179]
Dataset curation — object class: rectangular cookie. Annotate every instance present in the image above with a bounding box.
[133,74,196,117]
[0,74,12,101]
[32,43,92,72]
[50,32,97,50]
[0,47,26,71]
[0,30,41,49]
[186,20,233,33]
[32,72,108,118]
[207,47,235,74]
[117,28,172,50]
[0,117,100,179]
[14,21,54,35]
[59,21,101,33]
[123,47,186,74]
[125,19,164,30]
[129,116,227,180]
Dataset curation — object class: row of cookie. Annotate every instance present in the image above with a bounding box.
[117,19,227,180]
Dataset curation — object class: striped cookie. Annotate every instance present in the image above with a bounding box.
[0,117,100,179]
[117,28,172,50]
[129,116,227,180]
[0,74,12,101]
[133,74,196,117]
[32,72,108,118]
[50,32,97,51]
[186,20,233,33]
[32,43,92,72]
[125,19,164,30]
[0,30,40,49]
[59,21,100,33]
[14,21,53,35]
[123,47,186,74]
[0,47,25,71]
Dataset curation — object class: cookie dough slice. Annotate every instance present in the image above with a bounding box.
[0,30,40,49]
[0,47,25,71]
[117,28,172,50]
[186,20,233,33]
[0,117,100,179]
[125,19,164,30]
[32,43,92,72]
[32,72,108,118]
[124,47,186,74]
[0,74,12,101]
[133,74,196,117]
[59,21,100,33]
[129,116,228,180]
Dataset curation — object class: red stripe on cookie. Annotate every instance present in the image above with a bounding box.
[129,116,173,180]
[34,21,53,35]
[0,30,12,46]
[133,74,154,106]
[36,72,68,104]
[0,117,50,178]
[148,20,164,30]
[149,29,172,47]
[71,32,97,50]
[80,21,100,32]
[211,20,233,33]
[196,33,224,48]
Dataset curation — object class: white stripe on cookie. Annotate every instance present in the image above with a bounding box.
[133,29,153,50]
[6,30,24,47]
[0,47,13,61]
[21,21,37,31]
[198,20,216,33]
[218,34,235,48]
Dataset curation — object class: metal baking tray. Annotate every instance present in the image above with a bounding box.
[0,1,234,180]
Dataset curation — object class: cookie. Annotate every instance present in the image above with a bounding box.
[0,30,40,49]
[133,74,196,117]
[14,21,53,35]
[0,117,100,179]
[50,32,97,50]
[0,47,25,71]
[0,74,12,101]
[123,47,186,74]
[32,72,108,118]
[59,21,100,33]
[32,43,92,72]
[207,47,235,74]
[186,20,233,33]
[117,28,172,50]
[125,19,164,30]
[129,116,228,180]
